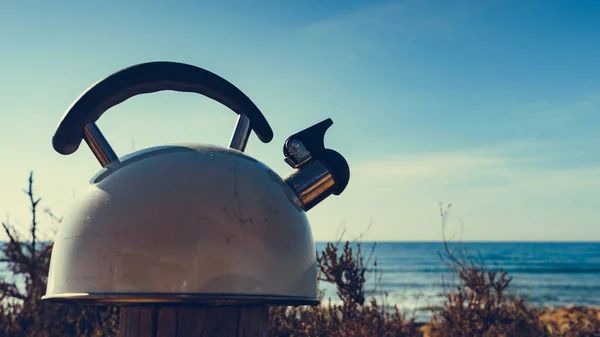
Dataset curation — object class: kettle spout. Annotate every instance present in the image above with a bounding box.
[282,119,350,211]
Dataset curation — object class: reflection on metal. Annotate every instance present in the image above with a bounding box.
[284,161,335,211]
[83,123,120,167]
[41,292,320,306]
[283,139,338,211]
[228,114,251,152]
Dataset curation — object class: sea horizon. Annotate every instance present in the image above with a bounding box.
[2,241,598,322]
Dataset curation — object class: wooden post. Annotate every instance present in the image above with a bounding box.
[118,305,268,337]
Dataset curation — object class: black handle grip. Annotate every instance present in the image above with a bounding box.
[52,61,274,155]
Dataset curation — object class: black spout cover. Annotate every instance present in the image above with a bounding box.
[322,149,350,195]
[284,118,350,195]
[283,119,333,160]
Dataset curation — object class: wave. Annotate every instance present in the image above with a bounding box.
[376,281,600,293]
[377,266,600,274]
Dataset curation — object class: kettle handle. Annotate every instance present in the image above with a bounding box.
[52,61,274,162]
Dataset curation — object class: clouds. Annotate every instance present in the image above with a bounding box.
[354,146,529,180]
[509,91,600,135]
[295,0,467,40]
[353,140,600,192]
[307,137,600,241]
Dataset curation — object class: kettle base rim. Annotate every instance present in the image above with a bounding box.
[41,292,320,307]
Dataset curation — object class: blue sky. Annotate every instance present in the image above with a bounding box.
[1,0,599,241]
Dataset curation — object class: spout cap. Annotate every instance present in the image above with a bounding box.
[283,119,350,210]
[283,119,333,167]
[321,149,350,195]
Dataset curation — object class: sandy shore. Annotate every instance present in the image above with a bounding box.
[538,305,600,335]
[415,305,600,336]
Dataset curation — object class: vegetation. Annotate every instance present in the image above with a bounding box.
[1,173,598,336]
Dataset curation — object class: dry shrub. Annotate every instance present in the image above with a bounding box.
[428,203,600,337]
[269,239,419,336]
[428,203,547,336]
[0,172,119,337]
[269,300,418,337]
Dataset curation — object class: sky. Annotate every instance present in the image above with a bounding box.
[1,0,600,242]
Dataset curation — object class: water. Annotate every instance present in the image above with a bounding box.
[315,241,600,322]
[2,241,598,323]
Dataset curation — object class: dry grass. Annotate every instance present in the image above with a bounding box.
[1,173,598,336]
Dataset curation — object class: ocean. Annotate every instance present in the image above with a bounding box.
[2,241,598,323]
[315,241,600,322]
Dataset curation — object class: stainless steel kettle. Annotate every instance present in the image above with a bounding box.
[42,61,350,306]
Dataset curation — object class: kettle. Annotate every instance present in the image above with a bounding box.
[42,61,350,306]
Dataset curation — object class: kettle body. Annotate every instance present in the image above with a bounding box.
[43,61,349,306]
[45,144,318,304]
